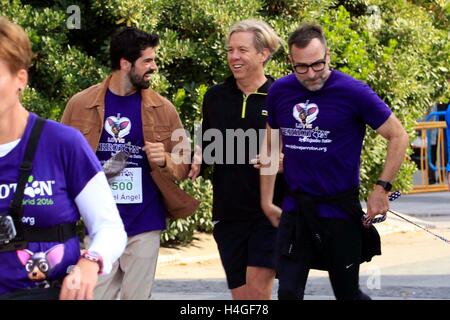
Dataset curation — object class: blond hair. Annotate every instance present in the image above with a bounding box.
[0,16,32,73]
[228,19,282,64]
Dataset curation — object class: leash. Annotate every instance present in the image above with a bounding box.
[387,210,450,244]
[365,191,450,244]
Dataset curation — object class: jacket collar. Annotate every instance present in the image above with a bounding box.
[85,74,165,109]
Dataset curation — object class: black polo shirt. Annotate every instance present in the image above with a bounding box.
[201,75,285,221]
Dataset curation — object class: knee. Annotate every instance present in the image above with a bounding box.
[246,283,272,300]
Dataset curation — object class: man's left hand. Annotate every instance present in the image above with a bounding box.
[143,142,166,167]
[366,185,389,220]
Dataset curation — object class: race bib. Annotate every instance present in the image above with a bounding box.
[109,168,143,204]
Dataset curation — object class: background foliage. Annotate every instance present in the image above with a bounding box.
[1,0,449,243]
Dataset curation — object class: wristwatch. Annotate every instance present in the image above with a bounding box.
[375,180,392,192]
[81,251,103,275]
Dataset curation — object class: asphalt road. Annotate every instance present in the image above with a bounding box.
[153,210,450,300]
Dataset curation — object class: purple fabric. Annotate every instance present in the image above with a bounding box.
[96,89,165,236]
[268,70,392,218]
[0,113,101,295]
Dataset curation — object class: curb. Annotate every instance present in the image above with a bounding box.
[158,253,220,267]
[387,210,436,228]
[157,212,437,267]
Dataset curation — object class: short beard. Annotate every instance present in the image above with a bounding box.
[300,78,326,91]
[129,66,152,90]
[299,70,330,92]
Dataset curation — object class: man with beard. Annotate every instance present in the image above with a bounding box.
[260,23,409,300]
[62,27,198,299]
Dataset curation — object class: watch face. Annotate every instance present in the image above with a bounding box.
[376,180,392,191]
[84,251,100,260]
[81,251,103,274]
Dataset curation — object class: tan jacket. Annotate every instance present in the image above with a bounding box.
[61,75,199,219]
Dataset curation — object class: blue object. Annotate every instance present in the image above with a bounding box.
[425,110,447,171]
[446,104,450,173]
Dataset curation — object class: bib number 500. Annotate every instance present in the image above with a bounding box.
[111,181,133,191]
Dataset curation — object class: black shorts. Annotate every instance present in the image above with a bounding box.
[213,217,277,289]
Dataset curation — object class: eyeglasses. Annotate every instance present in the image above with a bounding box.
[292,53,327,74]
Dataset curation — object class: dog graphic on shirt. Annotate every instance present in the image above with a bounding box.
[105,114,131,142]
[293,100,319,127]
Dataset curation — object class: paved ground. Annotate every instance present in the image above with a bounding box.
[153,192,450,300]
[388,191,450,219]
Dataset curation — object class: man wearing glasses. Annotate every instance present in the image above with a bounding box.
[260,23,408,299]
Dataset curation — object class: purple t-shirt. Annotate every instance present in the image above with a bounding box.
[96,89,165,236]
[0,113,101,295]
[267,70,392,218]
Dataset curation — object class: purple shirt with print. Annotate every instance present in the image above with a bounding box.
[0,113,101,295]
[96,89,165,236]
[267,70,392,218]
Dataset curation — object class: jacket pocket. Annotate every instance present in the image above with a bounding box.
[153,128,175,156]
[65,120,100,151]
[69,120,94,136]
[154,128,172,142]
[80,126,92,136]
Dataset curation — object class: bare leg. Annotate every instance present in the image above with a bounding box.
[245,266,276,300]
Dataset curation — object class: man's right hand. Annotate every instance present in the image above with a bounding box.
[262,203,282,228]
[251,152,284,172]
[188,145,202,182]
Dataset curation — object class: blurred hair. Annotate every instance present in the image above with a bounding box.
[0,16,32,73]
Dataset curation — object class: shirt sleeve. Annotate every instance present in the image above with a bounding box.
[62,127,126,273]
[64,129,103,199]
[267,86,280,129]
[356,82,392,130]
[74,172,127,274]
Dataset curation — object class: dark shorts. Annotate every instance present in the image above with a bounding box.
[213,217,277,289]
